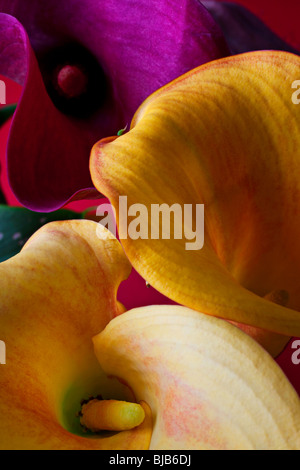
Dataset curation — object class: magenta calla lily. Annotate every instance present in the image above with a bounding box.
[0,0,228,212]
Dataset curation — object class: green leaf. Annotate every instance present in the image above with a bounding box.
[0,205,84,262]
[0,104,17,127]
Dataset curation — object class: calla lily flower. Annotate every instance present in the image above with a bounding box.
[0,219,299,450]
[0,0,228,212]
[0,220,151,450]
[90,50,300,354]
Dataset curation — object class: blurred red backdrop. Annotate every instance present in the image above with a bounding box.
[0,0,300,394]
[214,0,300,50]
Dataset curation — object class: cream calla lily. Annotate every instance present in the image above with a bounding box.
[94,306,300,450]
[90,51,300,346]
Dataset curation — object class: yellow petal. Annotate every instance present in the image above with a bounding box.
[90,51,300,337]
[94,305,300,450]
[0,220,152,449]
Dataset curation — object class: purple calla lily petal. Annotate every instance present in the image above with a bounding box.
[0,0,229,212]
[202,1,299,55]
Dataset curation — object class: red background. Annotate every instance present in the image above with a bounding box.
[0,0,300,394]
[216,0,300,50]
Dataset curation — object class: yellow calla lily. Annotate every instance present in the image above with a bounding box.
[0,220,152,450]
[95,305,300,450]
[90,50,300,351]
